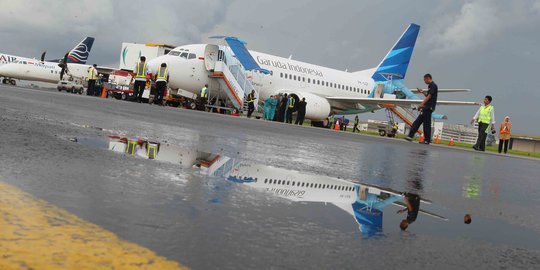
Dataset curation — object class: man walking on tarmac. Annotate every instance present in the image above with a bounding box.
[86,64,98,96]
[247,90,256,118]
[154,63,169,106]
[295,97,307,125]
[404,74,438,144]
[131,56,148,103]
[353,115,360,133]
[286,95,296,123]
[471,95,496,151]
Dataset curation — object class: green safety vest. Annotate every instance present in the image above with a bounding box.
[87,67,96,80]
[157,67,168,80]
[288,97,295,108]
[478,105,493,124]
[135,62,147,79]
[201,87,208,98]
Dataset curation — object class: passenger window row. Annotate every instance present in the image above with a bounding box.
[263,178,355,191]
[279,72,370,94]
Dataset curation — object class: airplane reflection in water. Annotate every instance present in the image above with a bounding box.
[78,135,448,237]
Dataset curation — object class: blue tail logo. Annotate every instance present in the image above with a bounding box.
[372,24,420,82]
[67,37,95,64]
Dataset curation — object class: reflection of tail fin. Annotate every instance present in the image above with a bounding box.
[67,37,95,64]
[371,24,420,82]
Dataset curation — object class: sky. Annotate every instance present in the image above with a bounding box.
[1,0,539,134]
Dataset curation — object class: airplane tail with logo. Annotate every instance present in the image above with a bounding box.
[66,37,95,64]
[369,23,420,82]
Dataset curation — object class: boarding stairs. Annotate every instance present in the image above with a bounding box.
[208,37,269,112]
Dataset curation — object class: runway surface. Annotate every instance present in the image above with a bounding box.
[1,85,539,269]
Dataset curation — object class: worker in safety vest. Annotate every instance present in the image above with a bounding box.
[87,64,98,96]
[498,116,511,154]
[153,63,169,106]
[286,95,295,123]
[353,115,360,133]
[199,84,208,111]
[471,95,495,151]
[247,90,256,118]
[131,56,148,103]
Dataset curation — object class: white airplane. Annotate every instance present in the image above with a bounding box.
[0,37,95,85]
[225,163,447,236]
[147,23,477,123]
[94,135,448,237]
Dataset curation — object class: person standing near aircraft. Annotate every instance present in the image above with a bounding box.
[278,93,287,122]
[398,193,420,231]
[199,84,208,111]
[263,95,273,120]
[154,63,169,106]
[295,97,307,125]
[86,64,98,96]
[269,95,278,121]
[404,74,438,144]
[498,116,511,154]
[247,90,256,118]
[286,95,296,123]
[471,96,496,151]
[131,56,149,103]
[353,115,360,133]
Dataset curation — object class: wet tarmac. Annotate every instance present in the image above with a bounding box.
[1,85,540,269]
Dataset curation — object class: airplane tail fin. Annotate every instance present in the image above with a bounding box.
[371,24,420,82]
[67,37,95,64]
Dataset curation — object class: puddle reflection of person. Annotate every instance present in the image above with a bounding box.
[397,193,420,230]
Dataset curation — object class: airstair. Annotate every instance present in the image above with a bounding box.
[206,37,269,111]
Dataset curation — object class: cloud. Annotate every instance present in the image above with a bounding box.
[426,0,501,54]
[426,0,540,55]
[0,0,232,65]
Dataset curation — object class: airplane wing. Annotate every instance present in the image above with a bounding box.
[326,97,479,107]
[412,89,471,93]
[392,201,448,221]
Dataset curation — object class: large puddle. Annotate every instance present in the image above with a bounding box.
[71,134,540,249]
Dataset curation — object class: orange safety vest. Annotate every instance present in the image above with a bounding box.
[499,122,511,134]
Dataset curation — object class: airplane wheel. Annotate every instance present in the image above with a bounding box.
[9,79,16,86]
[2,79,7,84]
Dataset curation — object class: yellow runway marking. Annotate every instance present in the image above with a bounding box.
[0,182,188,270]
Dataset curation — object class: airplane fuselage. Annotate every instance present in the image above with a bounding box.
[148,44,381,117]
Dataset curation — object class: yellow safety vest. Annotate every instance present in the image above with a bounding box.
[157,67,168,81]
[248,94,255,103]
[136,62,147,79]
[288,97,295,108]
[201,87,208,98]
[87,67,96,80]
[478,105,493,124]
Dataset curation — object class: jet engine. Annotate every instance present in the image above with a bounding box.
[281,91,331,120]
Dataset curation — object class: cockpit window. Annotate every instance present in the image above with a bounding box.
[188,53,196,59]
[168,51,181,56]
[180,52,188,59]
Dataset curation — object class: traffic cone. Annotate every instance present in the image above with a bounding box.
[101,86,107,98]
[449,138,455,146]
[334,121,340,131]
[419,133,425,143]
[435,135,440,144]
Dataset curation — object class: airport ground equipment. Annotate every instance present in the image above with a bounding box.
[57,80,84,94]
[206,37,270,114]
